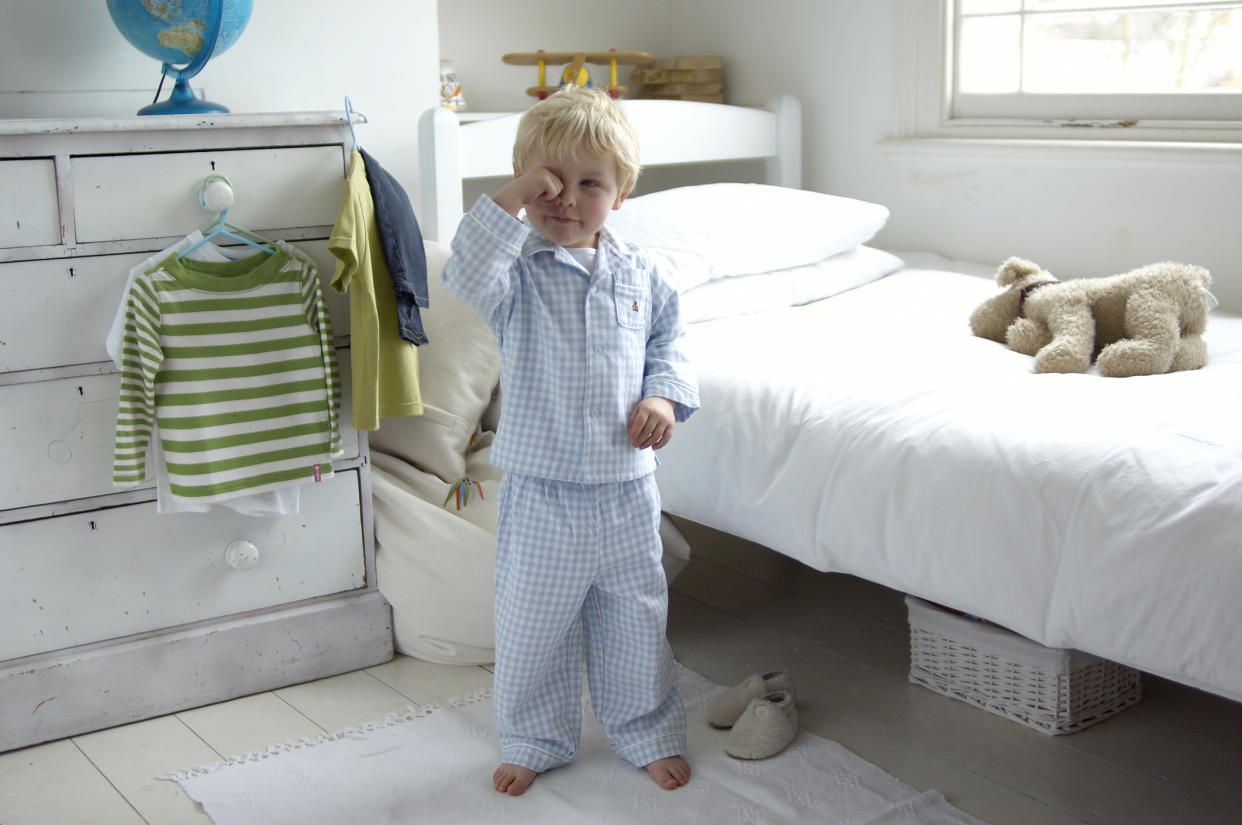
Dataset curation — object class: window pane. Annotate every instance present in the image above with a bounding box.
[959,16,1022,92]
[946,0,1242,125]
[960,0,1020,14]
[1022,9,1242,93]
[1029,0,1205,10]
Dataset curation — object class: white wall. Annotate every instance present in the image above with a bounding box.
[440,0,1242,314]
[0,0,440,201]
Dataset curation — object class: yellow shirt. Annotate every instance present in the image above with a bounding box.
[329,150,422,430]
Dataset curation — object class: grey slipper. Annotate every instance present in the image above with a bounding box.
[724,691,798,760]
[706,671,796,728]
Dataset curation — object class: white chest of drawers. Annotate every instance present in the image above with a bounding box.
[0,112,392,753]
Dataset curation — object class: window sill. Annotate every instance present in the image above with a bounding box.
[876,136,1242,165]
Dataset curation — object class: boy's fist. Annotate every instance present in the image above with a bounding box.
[494,168,562,216]
[629,396,675,449]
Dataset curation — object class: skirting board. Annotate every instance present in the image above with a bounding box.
[0,592,393,753]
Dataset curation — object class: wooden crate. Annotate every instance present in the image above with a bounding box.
[631,56,724,103]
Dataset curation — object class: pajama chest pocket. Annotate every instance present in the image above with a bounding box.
[614,283,648,330]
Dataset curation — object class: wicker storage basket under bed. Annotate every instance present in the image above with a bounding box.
[905,596,1142,735]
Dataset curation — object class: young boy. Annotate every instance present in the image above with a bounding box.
[443,86,699,796]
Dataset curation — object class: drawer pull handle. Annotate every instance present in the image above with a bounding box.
[224,539,260,571]
[200,174,234,211]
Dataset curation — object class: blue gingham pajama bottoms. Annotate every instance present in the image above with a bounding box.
[492,471,686,772]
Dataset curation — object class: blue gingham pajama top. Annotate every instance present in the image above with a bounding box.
[444,195,699,483]
[444,194,700,772]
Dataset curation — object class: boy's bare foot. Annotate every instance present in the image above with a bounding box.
[645,755,691,789]
[493,763,537,796]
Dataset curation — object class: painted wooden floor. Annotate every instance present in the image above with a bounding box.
[2,518,1239,824]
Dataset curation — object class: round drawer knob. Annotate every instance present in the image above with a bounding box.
[224,539,260,571]
[200,174,235,211]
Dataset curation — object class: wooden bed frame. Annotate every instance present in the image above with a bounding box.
[416,95,802,242]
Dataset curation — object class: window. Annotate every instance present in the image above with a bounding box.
[957,1,1242,120]
[894,0,1242,141]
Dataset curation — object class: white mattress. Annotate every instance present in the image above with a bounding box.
[656,253,1242,702]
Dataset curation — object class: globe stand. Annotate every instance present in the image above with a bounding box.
[138,73,229,116]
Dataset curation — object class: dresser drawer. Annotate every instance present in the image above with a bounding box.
[0,469,365,662]
[0,253,149,372]
[0,158,60,248]
[0,363,361,510]
[71,145,344,244]
[0,241,347,374]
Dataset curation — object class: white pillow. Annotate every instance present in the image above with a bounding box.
[607,183,890,293]
[680,246,905,324]
[368,241,501,482]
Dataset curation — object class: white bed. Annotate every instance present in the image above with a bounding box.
[414,96,1242,703]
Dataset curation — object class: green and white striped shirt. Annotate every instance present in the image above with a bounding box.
[113,248,344,503]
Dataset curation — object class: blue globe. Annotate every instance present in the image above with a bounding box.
[107,0,254,115]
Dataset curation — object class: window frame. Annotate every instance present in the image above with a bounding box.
[894,0,1242,143]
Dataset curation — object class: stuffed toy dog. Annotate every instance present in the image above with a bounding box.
[969,257,1214,377]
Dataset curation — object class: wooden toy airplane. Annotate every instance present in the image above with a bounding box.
[502,50,655,99]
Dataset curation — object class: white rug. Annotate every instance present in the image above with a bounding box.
[168,666,991,825]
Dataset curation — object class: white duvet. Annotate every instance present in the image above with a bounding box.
[656,254,1242,702]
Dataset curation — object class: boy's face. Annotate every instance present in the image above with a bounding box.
[521,150,630,248]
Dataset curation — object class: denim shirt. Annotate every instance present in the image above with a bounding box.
[359,147,429,345]
[443,195,699,484]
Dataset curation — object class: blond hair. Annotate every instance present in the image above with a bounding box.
[512,86,640,193]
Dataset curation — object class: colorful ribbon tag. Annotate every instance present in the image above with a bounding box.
[443,477,485,510]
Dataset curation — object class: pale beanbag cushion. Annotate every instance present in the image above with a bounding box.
[368,241,500,482]
[606,183,890,293]
[371,449,500,665]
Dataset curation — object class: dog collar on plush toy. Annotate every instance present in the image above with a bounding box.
[1018,280,1057,313]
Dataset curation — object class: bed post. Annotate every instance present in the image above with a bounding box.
[765,95,802,189]
[418,106,463,242]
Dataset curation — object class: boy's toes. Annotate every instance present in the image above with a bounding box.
[645,756,691,789]
[493,763,537,796]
